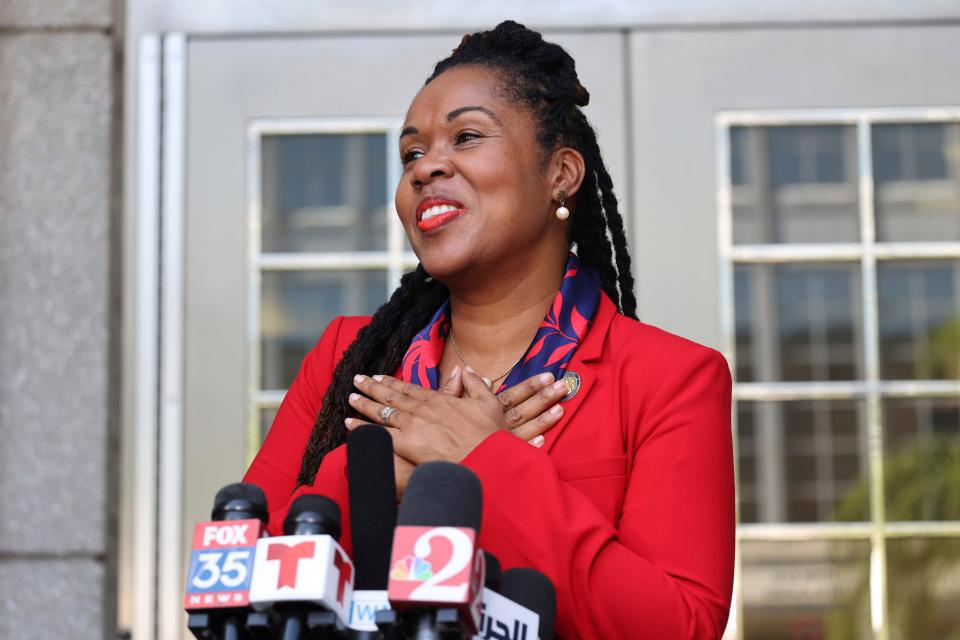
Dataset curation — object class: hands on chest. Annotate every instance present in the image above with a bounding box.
[345,365,570,496]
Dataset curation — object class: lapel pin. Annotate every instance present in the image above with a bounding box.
[561,371,581,402]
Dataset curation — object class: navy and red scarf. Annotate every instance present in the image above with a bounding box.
[400,253,601,392]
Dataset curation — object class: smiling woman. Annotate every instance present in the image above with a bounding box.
[244,20,734,639]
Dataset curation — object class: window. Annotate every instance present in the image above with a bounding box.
[719,110,960,639]
[247,119,416,458]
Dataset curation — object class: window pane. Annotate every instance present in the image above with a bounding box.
[735,264,863,383]
[883,397,960,522]
[878,260,960,380]
[741,539,871,639]
[886,537,960,640]
[261,133,389,252]
[261,270,387,389]
[260,407,279,443]
[874,122,960,242]
[738,400,868,524]
[731,125,860,244]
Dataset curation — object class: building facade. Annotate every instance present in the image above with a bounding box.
[3,1,960,639]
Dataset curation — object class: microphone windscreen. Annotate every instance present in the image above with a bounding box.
[347,424,399,590]
[211,482,268,522]
[483,551,501,592]
[284,494,341,538]
[397,461,482,532]
[501,568,557,640]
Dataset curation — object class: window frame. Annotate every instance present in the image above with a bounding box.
[716,107,960,640]
[245,117,417,460]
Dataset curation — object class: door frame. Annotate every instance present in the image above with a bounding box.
[125,28,635,639]
[126,31,189,640]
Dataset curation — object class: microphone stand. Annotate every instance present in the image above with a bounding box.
[414,610,438,640]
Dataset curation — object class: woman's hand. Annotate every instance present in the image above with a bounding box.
[433,366,569,443]
[392,453,416,500]
[345,366,570,465]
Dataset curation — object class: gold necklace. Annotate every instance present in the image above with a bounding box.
[448,329,526,389]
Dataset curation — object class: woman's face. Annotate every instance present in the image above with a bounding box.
[395,65,565,285]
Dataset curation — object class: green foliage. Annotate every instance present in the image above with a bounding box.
[824,437,960,640]
[917,317,960,380]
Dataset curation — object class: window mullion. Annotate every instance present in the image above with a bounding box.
[716,120,743,640]
[858,116,889,640]
[387,124,405,293]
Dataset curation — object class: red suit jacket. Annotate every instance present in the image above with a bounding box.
[244,292,734,639]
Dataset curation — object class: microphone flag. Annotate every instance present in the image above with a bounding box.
[475,588,540,640]
[248,533,354,624]
[387,524,486,632]
[184,518,263,610]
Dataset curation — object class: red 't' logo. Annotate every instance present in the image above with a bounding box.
[266,541,315,588]
[333,549,353,605]
[333,549,353,607]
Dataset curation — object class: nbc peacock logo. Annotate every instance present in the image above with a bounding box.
[390,554,433,582]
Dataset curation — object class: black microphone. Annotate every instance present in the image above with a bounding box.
[501,568,556,640]
[397,462,483,530]
[213,483,270,523]
[347,424,398,637]
[383,461,485,639]
[186,482,269,640]
[483,552,501,593]
[285,494,342,538]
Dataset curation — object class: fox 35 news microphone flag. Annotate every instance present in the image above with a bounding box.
[381,461,486,639]
[248,493,355,638]
[184,482,269,640]
[346,424,398,634]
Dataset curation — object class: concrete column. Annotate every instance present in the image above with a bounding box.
[0,1,120,638]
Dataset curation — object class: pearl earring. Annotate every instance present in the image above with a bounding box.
[555,190,569,221]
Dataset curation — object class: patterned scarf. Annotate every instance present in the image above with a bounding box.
[400,253,600,392]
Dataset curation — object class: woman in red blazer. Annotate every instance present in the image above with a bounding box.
[245,21,733,639]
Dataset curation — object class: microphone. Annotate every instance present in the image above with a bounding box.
[482,552,501,593]
[384,461,486,639]
[500,569,556,640]
[346,424,398,636]
[213,483,270,523]
[248,494,354,639]
[285,494,342,538]
[185,482,268,640]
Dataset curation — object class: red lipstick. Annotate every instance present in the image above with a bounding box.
[416,196,467,232]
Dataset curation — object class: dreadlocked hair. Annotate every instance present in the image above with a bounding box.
[296,20,637,486]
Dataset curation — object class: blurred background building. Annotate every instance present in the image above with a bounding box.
[1,1,959,638]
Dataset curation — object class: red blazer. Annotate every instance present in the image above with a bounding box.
[244,293,734,639]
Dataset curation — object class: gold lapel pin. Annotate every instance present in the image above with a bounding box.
[561,371,581,402]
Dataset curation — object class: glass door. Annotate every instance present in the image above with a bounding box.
[167,31,629,638]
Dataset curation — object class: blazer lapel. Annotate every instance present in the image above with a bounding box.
[544,293,617,453]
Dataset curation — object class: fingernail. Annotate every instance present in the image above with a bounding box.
[450,365,461,376]
[550,404,563,416]
[538,372,554,384]
[344,418,354,428]
[531,435,545,447]
[373,374,384,382]
[552,380,568,392]
[354,374,367,384]
[349,393,360,402]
